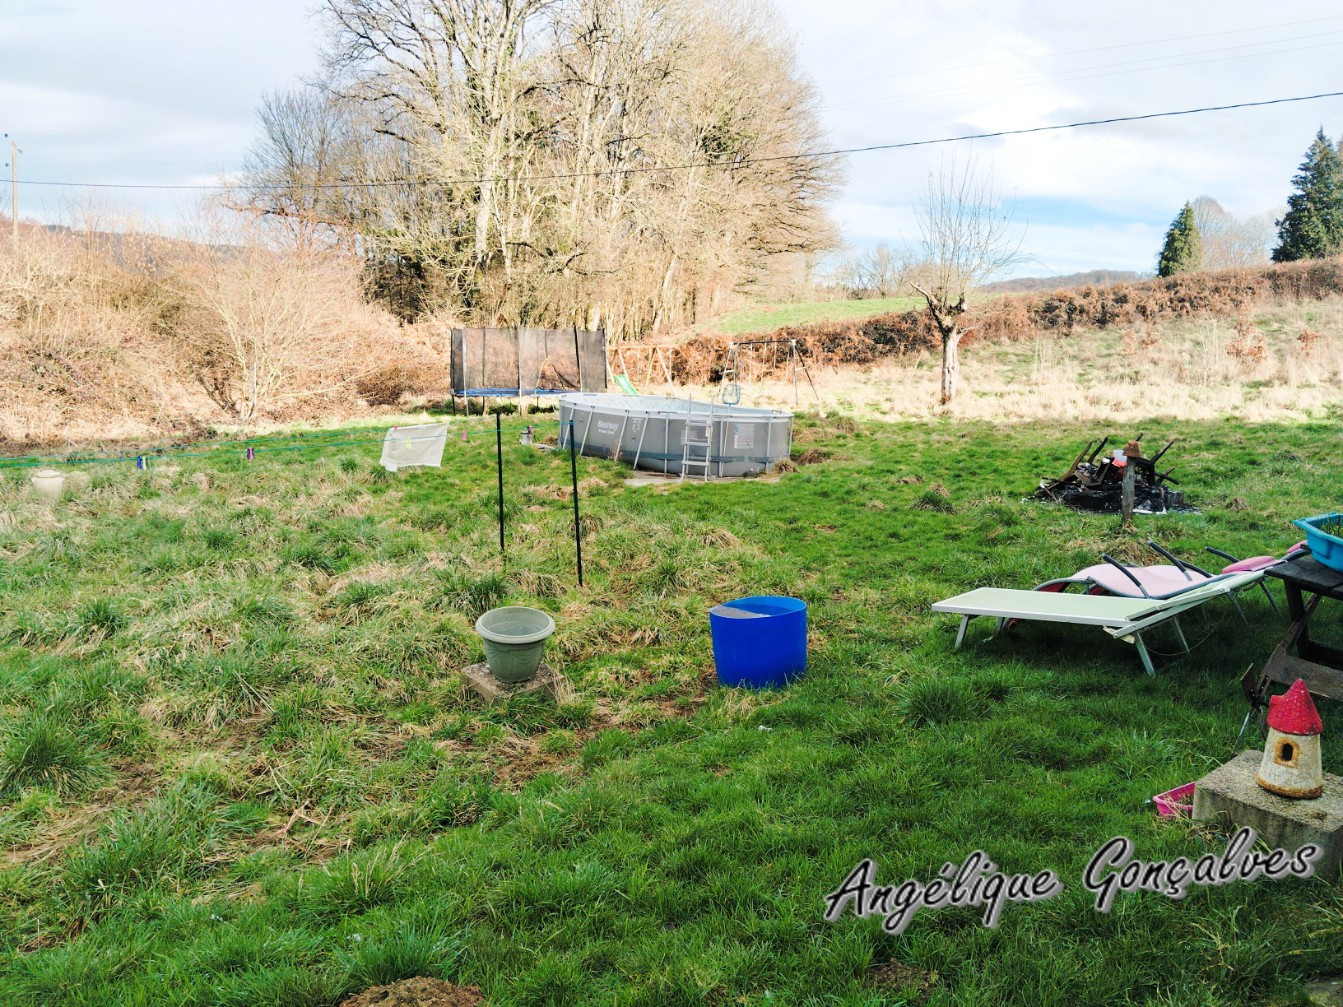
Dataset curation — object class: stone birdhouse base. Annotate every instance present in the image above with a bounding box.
[1193,751,1343,874]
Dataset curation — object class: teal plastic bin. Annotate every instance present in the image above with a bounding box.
[1294,513,1343,573]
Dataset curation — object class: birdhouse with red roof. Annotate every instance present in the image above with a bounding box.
[1256,678,1323,799]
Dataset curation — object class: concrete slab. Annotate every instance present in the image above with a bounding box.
[1193,750,1343,874]
[460,662,568,706]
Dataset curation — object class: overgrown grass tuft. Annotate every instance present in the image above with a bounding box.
[0,714,106,796]
[77,598,126,637]
[301,845,421,919]
[897,676,986,725]
[335,919,463,990]
[911,488,955,513]
[436,569,510,621]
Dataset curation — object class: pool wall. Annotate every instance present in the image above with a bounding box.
[557,394,793,477]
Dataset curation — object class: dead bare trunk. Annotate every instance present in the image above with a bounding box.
[940,327,961,405]
[913,282,966,405]
[651,253,678,332]
[475,178,493,267]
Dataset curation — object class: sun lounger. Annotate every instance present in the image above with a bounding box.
[1033,540,1305,615]
[933,569,1268,676]
[1035,562,1229,600]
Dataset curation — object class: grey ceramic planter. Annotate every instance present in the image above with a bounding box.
[474,606,555,683]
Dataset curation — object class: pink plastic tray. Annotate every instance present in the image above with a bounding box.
[1152,781,1195,817]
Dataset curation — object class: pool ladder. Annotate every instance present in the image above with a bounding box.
[679,396,714,482]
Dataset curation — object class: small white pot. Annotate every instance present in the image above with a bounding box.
[31,468,65,501]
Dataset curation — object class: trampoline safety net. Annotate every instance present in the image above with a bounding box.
[451,327,607,396]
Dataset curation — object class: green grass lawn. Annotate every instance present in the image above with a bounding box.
[1,416,1342,1005]
[707,296,925,336]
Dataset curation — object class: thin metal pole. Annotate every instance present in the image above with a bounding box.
[569,420,583,587]
[716,410,726,478]
[632,413,648,470]
[573,325,583,392]
[579,407,595,454]
[1121,452,1136,531]
[612,413,628,463]
[495,412,505,554]
[791,339,799,405]
[8,138,16,243]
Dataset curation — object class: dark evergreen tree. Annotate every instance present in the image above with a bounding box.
[1157,202,1201,277]
[1272,128,1343,262]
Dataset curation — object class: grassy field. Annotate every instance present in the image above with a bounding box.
[704,295,925,337]
[1,415,1342,1005]
[705,298,1343,426]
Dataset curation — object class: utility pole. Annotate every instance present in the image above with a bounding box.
[3,134,16,243]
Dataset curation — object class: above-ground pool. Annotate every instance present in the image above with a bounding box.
[557,393,793,477]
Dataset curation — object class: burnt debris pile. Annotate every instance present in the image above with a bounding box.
[1033,436,1195,514]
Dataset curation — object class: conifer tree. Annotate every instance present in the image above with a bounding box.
[1157,202,1201,276]
[1272,128,1343,262]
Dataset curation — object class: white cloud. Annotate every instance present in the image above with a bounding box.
[3,0,1339,270]
[780,0,1343,272]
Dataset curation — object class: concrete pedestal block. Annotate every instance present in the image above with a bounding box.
[461,662,567,706]
[1193,750,1343,875]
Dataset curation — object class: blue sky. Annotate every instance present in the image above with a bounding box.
[3,0,1343,277]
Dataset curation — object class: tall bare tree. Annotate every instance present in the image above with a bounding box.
[837,242,914,298]
[1190,195,1274,269]
[239,0,839,336]
[911,154,1024,405]
[173,240,375,420]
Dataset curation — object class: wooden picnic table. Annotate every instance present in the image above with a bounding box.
[1242,557,1343,729]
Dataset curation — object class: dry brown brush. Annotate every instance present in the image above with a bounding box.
[0,226,448,448]
[664,257,1343,383]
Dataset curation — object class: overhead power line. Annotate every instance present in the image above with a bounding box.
[821,34,1343,113]
[10,89,1343,192]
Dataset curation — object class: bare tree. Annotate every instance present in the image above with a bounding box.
[911,154,1025,404]
[240,0,839,336]
[319,0,558,313]
[171,213,381,420]
[855,242,914,298]
[1191,195,1273,269]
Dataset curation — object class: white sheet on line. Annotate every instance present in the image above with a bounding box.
[380,423,448,472]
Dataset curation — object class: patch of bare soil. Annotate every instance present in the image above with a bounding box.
[866,959,938,1001]
[339,977,484,1007]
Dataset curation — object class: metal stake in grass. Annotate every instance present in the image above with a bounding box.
[1121,442,1138,531]
[496,412,505,555]
[569,419,583,587]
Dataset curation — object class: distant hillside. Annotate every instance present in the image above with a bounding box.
[663,257,1343,383]
[982,269,1145,293]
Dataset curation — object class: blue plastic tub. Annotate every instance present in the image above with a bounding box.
[709,595,807,689]
[1294,513,1343,573]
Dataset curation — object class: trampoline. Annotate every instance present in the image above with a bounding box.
[451,327,607,411]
